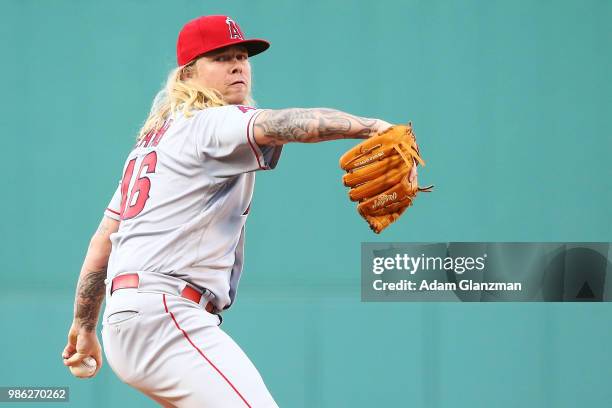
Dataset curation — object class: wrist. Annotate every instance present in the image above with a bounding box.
[375,120,392,134]
[73,319,98,333]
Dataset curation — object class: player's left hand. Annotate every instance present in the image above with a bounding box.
[339,123,432,233]
[62,322,103,377]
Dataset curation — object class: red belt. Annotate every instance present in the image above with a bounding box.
[111,273,215,314]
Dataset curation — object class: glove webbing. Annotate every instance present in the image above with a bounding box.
[393,142,434,193]
[392,142,424,167]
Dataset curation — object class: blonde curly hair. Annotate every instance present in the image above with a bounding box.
[137,61,254,140]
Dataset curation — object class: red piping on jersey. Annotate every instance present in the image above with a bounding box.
[162,294,253,408]
[106,207,120,216]
[246,111,266,170]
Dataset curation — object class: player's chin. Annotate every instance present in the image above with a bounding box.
[224,89,249,105]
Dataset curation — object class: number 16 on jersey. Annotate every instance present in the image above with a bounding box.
[119,151,158,220]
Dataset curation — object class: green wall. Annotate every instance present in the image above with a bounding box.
[1,0,610,407]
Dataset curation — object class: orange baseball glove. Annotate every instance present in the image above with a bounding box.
[339,124,432,233]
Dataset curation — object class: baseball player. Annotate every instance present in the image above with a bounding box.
[62,15,415,407]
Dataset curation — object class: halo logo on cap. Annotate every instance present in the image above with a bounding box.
[226,17,244,40]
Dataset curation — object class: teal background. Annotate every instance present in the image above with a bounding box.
[1,0,611,407]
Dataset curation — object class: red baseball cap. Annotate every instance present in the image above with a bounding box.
[176,15,270,66]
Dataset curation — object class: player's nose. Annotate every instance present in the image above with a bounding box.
[230,61,243,74]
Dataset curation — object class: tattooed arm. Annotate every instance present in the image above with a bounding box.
[72,216,118,330]
[62,215,119,377]
[253,108,392,146]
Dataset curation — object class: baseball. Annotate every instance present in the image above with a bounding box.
[69,356,97,378]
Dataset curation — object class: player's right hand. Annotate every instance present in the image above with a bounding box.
[62,322,103,378]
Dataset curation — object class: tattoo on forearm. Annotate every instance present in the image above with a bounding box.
[255,108,378,144]
[75,269,107,332]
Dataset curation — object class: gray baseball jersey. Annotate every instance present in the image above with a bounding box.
[103,105,281,310]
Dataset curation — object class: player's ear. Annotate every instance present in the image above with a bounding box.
[180,62,196,80]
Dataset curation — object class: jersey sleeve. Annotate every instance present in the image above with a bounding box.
[104,182,121,221]
[194,105,283,177]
